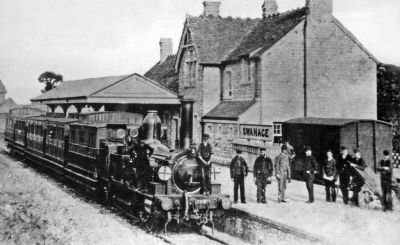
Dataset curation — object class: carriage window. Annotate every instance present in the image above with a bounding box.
[79,131,87,145]
[57,128,64,140]
[70,129,76,143]
[88,131,96,148]
[38,126,43,136]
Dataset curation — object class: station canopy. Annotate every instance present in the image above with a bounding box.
[31,73,180,105]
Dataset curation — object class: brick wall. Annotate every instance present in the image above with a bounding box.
[306,15,377,120]
[260,22,305,124]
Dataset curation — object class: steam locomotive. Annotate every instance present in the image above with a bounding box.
[4,107,232,232]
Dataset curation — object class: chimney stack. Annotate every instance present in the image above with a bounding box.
[159,38,173,63]
[262,0,278,18]
[306,0,333,18]
[203,1,221,17]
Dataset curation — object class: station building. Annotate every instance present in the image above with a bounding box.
[146,0,379,162]
[32,0,380,164]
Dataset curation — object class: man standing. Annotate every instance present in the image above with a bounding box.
[377,150,393,211]
[350,149,367,206]
[230,149,249,204]
[254,148,274,203]
[197,134,213,195]
[133,140,154,191]
[274,145,291,203]
[303,146,318,203]
[336,146,353,204]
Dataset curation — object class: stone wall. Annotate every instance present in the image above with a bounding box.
[260,22,305,124]
[222,60,258,101]
[306,14,377,120]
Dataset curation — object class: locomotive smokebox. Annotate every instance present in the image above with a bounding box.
[180,99,194,149]
[141,110,162,144]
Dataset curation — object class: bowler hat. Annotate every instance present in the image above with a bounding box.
[304,146,312,152]
[236,149,242,154]
[353,148,360,154]
[340,146,347,151]
[281,145,288,151]
[203,134,210,139]
[383,150,390,156]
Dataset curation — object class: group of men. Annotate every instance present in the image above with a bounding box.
[197,134,394,211]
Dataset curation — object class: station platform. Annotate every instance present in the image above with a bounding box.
[214,164,400,245]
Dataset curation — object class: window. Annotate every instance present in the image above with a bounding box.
[207,125,213,137]
[224,71,233,99]
[241,58,252,84]
[88,131,96,148]
[79,131,87,145]
[229,126,234,140]
[70,129,76,143]
[273,123,282,143]
[184,48,197,87]
[217,125,222,139]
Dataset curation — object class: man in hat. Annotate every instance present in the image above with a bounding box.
[336,146,353,204]
[274,145,291,203]
[349,149,367,206]
[254,148,274,203]
[230,149,249,203]
[303,146,318,203]
[197,134,213,195]
[133,139,154,190]
[377,150,393,211]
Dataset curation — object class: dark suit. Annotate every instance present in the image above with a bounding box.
[133,142,154,190]
[324,158,337,202]
[336,154,353,204]
[350,157,366,206]
[303,155,318,202]
[197,143,213,194]
[230,155,248,203]
[377,159,393,211]
[254,155,273,203]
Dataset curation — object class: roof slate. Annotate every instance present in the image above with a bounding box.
[203,100,256,120]
[32,75,128,101]
[226,8,307,61]
[185,16,260,64]
[144,55,179,92]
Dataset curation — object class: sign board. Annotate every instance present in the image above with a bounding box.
[239,124,273,141]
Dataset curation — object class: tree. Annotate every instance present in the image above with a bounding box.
[38,71,63,93]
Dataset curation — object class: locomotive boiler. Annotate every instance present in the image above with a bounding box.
[5,105,232,233]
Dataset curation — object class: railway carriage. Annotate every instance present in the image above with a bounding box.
[5,109,231,233]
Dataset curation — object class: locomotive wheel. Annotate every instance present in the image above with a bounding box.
[359,189,375,209]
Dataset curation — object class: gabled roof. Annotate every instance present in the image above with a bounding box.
[177,15,260,66]
[226,8,307,61]
[144,55,179,92]
[0,98,18,114]
[284,117,391,127]
[332,17,379,64]
[32,75,128,101]
[203,100,257,120]
[31,73,180,105]
[0,80,7,93]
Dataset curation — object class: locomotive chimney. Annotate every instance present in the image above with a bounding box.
[180,99,194,149]
[141,110,162,144]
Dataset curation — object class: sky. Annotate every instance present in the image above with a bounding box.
[0,0,399,104]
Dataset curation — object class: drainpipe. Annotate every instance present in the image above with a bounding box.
[303,11,309,118]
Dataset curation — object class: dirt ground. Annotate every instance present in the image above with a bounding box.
[0,150,164,245]
[215,164,400,245]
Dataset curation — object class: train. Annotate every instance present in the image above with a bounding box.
[4,107,232,233]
